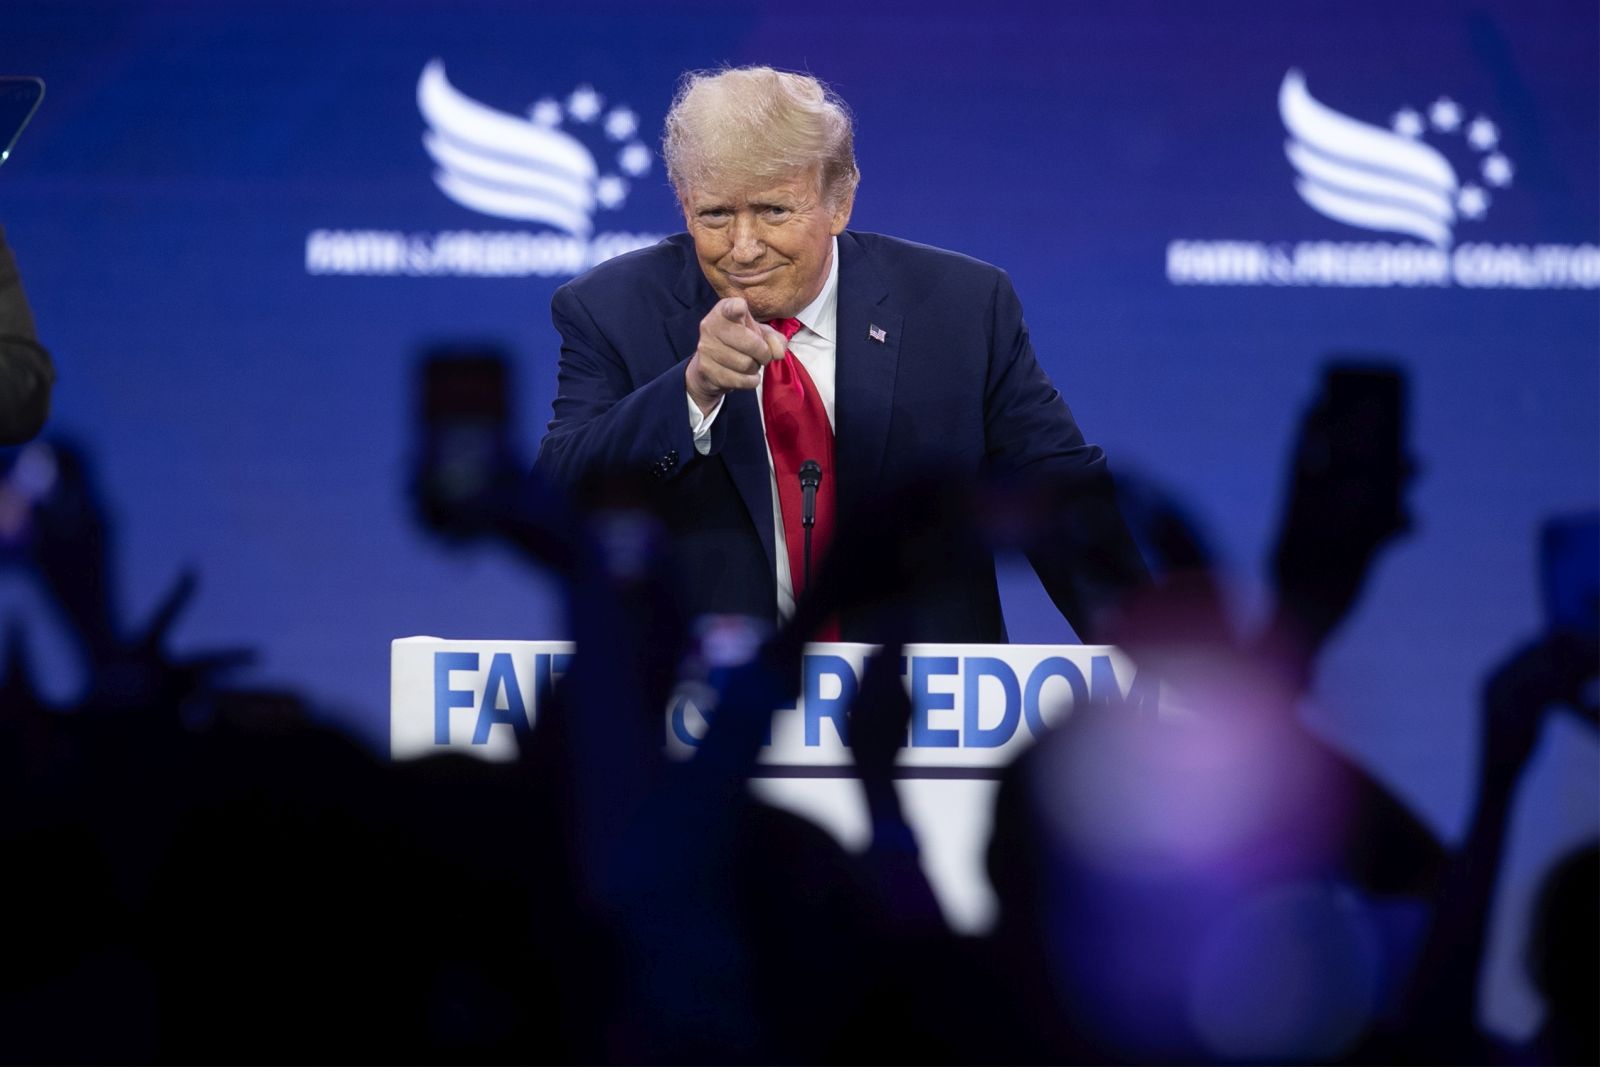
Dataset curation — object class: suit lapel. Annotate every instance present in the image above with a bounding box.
[712,392,776,578]
[666,251,778,582]
[834,232,903,514]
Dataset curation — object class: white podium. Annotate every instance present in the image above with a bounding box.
[391,638,1152,930]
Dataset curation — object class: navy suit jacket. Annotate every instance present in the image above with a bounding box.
[534,230,1147,642]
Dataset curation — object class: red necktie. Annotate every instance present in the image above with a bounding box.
[762,317,838,640]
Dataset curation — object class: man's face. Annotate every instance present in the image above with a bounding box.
[682,168,853,322]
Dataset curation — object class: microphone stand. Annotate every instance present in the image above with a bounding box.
[799,459,822,590]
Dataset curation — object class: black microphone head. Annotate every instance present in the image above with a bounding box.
[799,459,822,488]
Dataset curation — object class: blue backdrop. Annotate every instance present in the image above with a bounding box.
[3,0,1595,1035]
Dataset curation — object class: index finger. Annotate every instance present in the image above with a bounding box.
[717,297,751,324]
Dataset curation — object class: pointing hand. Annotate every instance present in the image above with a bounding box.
[686,297,787,416]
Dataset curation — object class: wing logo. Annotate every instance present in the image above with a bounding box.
[1279,70,1466,246]
[1280,70,1514,247]
[1165,73,1591,289]
[416,59,653,236]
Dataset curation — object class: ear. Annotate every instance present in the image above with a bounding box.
[829,186,855,235]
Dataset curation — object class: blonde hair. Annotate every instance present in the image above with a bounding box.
[663,66,860,210]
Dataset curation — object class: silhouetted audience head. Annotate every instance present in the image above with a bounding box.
[1524,844,1600,1065]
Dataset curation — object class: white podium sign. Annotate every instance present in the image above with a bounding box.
[390,638,1153,928]
[392,638,1150,769]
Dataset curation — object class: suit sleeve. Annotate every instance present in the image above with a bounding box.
[982,270,1150,641]
[0,228,55,445]
[534,284,706,488]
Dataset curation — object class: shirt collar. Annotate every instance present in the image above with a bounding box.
[791,236,839,343]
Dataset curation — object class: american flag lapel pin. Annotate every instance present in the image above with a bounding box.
[868,323,887,344]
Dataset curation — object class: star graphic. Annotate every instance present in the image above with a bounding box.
[1429,96,1462,133]
[1466,116,1499,151]
[603,107,638,141]
[595,175,628,209]
[618,143,653,177]
[1456,184,1489,220]
[567,85,603,123]
[1391,108,1425,139]
[1481,153,1514,187]
[529,97,563,127]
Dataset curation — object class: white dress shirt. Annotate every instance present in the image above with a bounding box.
[688,236,839,622]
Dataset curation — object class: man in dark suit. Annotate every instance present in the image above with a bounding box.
[535,67,1145,643]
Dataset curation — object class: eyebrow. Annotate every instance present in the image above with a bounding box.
[691,192,800,214]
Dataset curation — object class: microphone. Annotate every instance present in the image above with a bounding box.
[799,460,822,527]
[799,459,822,587]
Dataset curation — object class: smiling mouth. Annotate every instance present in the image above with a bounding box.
[724,266,779,285]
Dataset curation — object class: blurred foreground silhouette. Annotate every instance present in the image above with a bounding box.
[0,357,1591,1064]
